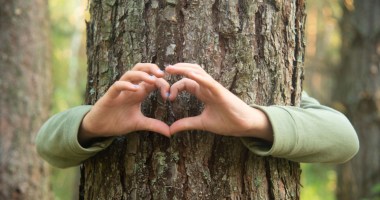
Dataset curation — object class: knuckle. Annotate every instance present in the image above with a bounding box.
[124,71,133,77]
[132,63,143,70]
[113,80,121,86]
[161,81,170,87]
[120,71,131,80]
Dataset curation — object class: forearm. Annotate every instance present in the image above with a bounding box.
[241,94,359,163]
[242,107,274,142]
[35,106,114,168]
[78,114,109,148]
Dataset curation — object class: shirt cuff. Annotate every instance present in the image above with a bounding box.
[240,105,298,158]
[65,106,114,161]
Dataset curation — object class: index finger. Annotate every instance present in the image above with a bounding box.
[165,64,219,94]
[168,78,199,101]
[141,78,170,100]
[132,63,165,77]
[165,63,206,76]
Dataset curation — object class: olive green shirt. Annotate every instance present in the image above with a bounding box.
[36,92,359,168]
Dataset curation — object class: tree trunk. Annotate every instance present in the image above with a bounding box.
[336,1,380,199]
[81,0,306,199]
[0,0,51,199]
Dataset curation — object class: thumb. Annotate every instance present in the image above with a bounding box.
[169,116,204,135]
[136,117,171,137]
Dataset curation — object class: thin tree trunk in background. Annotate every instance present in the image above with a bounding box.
[336,1,380,199]
[81,0,306,199]
[0,0,51,199]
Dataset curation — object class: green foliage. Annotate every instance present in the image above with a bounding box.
[50,167,80,200]
[368,183,380,200]
[301,164,337,200]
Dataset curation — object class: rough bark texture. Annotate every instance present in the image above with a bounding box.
[336,1,380,200]
[0,0,51,199]
[81,0,306,199]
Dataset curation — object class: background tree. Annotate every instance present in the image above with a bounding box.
[80,0,306,199]
[0,0,51,199]
[335,0,380,199]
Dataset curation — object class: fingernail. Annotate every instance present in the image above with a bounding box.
[134,84,139,88]
[166,92,170,98]
[165,65,172,68]
[157,69,164,73]
[150,75,156,79]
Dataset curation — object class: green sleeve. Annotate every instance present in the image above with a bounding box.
[35,106,114,168]
[240,92,359,163]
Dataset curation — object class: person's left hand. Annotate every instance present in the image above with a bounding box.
[165,63,273,141]
[79,63,171,146]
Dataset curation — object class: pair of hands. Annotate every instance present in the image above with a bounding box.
[79,63,273,146]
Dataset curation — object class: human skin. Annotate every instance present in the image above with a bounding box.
[78,63,171,146]
[165,63,273,140]
[79,63,273,146]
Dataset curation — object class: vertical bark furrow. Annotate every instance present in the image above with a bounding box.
[264,159,275,200]
[175,1,185,62]
[291,0,305,106]
[254,5,265,59]
[85,21,96,104]
[118,138,128,197]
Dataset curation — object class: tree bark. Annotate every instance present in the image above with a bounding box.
[336,1,380,199]
[81,0,306,199]
[0,0,51,199]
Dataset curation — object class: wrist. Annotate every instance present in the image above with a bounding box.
[245,107,274,142]
[78,114,103,147]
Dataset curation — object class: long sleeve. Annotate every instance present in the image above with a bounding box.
[37,93,360,167]
[241,92,359,163]
[35,106,114,168]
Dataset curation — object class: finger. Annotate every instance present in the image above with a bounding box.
[186,71,219,94]
[140,78,170,99]
[107,81,139,99]
[165,63,219,94]
[136,117,171,137]
[169,116,204,135]
[168,78,199,101]
[119,71,157,84]
[156,78,170,100]
[165,63,206,76]
[172,63,205,73]
[132,63,165,77]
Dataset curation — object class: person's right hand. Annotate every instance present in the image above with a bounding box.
[79,63,171,146]
[165,63,273,141]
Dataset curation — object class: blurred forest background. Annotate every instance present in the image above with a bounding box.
[0,0,379,199]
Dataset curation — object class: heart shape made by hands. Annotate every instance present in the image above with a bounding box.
[80,63,270,143]
[137,64,267,139]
